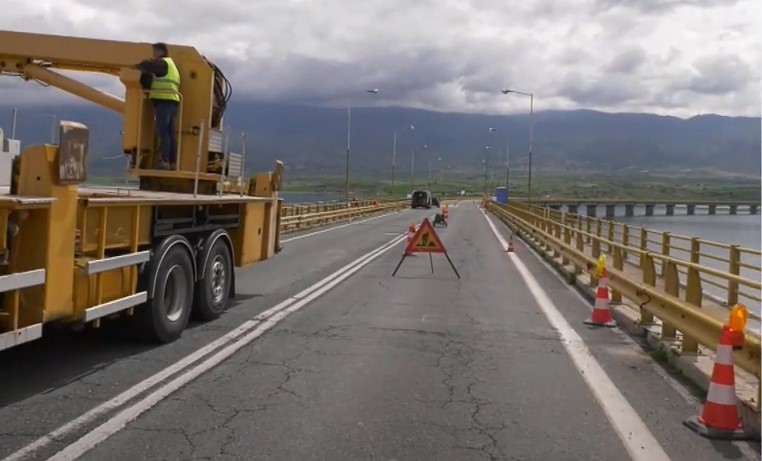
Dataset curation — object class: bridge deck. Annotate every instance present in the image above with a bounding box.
[0,202,757,461]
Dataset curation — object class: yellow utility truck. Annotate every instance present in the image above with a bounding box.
[0,31,284,351]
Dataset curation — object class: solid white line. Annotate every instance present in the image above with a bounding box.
[481,210,672,461]
[489,214,703,408]
[48,233,407,461]
[3,233,407,461]
[281,209,402,243]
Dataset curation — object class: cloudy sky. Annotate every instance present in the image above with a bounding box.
[1,0,759,117]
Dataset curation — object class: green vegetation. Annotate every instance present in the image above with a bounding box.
[283,171,761,201]
[83,169,760,203]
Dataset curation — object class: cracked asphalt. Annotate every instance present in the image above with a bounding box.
[0,206,434,460]
[3,202,760,461]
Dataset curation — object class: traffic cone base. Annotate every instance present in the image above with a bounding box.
[583,317,617,328]
[683,415,749,440]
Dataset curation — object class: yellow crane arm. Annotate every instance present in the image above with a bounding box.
[0,30,233,162]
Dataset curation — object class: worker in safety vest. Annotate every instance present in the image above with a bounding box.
[134,42,181,170]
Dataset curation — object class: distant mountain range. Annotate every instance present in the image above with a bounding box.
[1,101,759,179]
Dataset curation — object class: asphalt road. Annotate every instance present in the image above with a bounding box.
[0,205,435,460]
[1,202,759,461]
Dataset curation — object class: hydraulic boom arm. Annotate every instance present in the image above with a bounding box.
[0,30,232,172]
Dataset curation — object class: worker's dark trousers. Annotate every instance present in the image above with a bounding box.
[152,100,179,164]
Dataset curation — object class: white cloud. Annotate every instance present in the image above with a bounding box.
[0,0,759,117]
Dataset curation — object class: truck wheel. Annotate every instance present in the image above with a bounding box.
[193,238,233,320]
[134,241,194,343]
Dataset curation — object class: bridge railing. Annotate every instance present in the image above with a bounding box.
[486,200,761,385]
[278,194,475,234]
[280,199,407,234]
[555,209,761,313]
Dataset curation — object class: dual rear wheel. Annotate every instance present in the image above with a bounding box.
[132,232,233,343]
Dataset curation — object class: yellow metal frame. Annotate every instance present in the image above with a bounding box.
[487,201,761,384]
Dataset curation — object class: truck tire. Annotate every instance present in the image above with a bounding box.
[134,237,195,343]
[193,234,233,321]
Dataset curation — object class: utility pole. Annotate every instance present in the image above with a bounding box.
[392,130,397,194]
[501,89,534,202]
[505,142,510,191]
[483,145,490,195]
[345,88,380,202]
[345,107,351,202]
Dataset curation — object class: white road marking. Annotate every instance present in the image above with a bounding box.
[281,209,403,243]
[4,233,407,461]
[481,209,673,461]
[499,217,702,407]
[47,232,406,461]
[485,212,761,461]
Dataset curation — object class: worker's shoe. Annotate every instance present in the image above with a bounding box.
[154,161,171,170]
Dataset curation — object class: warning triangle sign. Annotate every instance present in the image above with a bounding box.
[405,218,446,254]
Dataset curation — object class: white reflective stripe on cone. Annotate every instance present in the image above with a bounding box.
[706,383,738,406]
[714,344,734,366]
[594,297,609,309]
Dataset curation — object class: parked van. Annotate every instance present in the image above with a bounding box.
[411,190,432,209]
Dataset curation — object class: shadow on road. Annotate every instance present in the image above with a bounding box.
[0,292,263,409]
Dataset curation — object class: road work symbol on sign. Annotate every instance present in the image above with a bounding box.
[392,218,460,278]
[406,218,446,254]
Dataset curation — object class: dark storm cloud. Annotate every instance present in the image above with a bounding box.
[0,0,757,116]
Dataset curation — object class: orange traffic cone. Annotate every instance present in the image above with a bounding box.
[683,325,750,440]
[505,235,515,253]
[405,221,417,256]
[584,266,616,327]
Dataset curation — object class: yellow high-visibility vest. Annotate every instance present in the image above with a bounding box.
[148,57,181,102]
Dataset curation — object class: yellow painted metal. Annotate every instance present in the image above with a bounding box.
[0,31,214,177]
[0,30,286,195]
[76,204,152,254]
[72,265,132,315]
[21,64,126,113]
[13,145,78,324]
[280,200,407,234]
[518,201,762,308]
[230,202,267,266]
[487,201,761,381]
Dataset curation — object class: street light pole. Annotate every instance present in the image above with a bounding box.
[345,107,351,202]
[484,145,490,195]
[345,88,379,203]
[392,130,397,194]
[501,89,534,202]
[505,142,510,191]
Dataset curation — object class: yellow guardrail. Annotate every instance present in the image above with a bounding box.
[280,199,407,234]
[540,203,762,312]
[486,200,761,384]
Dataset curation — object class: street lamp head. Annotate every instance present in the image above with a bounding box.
[366,88,380,94]
[409,125,415,130]
[501,89,512,94]
[489,127,497,132]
